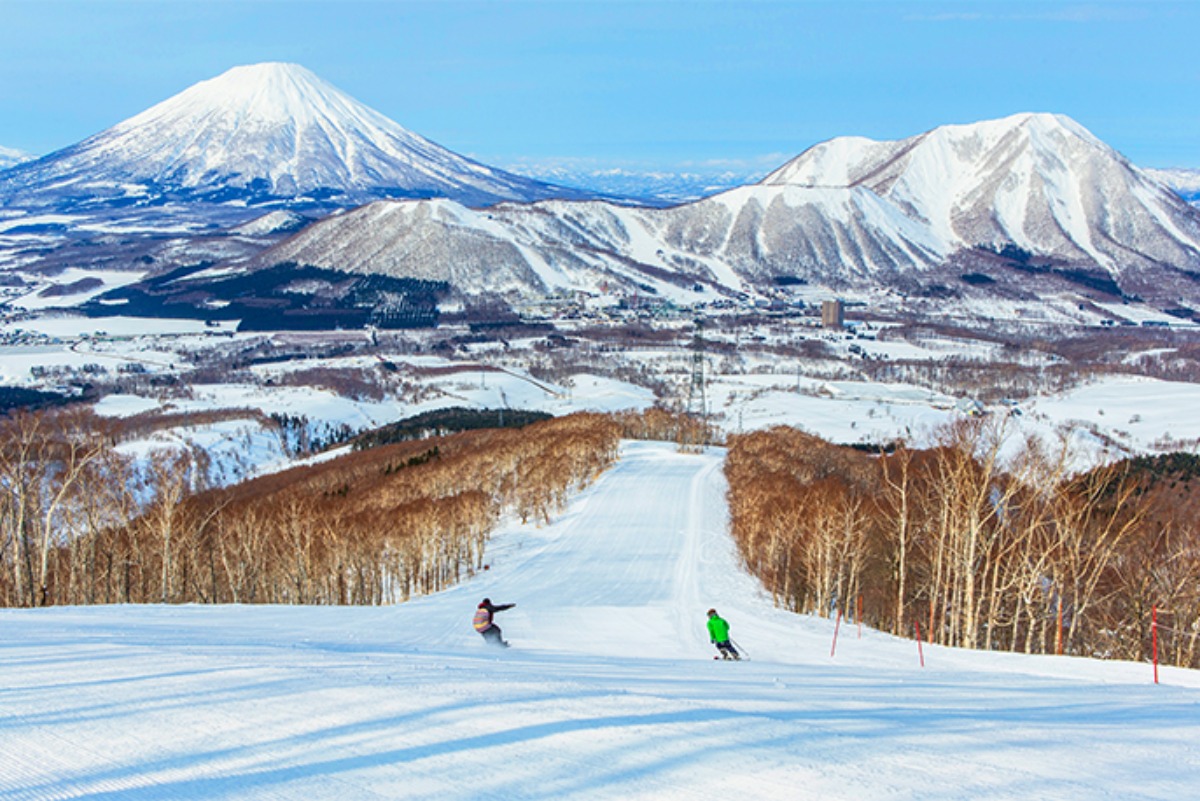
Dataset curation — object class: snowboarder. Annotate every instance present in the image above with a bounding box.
[706,608,740,660]
[473,597,515,647]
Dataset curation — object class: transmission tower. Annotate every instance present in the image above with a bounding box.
[686,317,707,418]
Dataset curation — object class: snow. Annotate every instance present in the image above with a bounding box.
[254,105,1200,303]
[759,112,1200,275]
[1024,374,1200,449]
[76,355,658,488]
[0,343,80,384]
[704,368,1200,460]
[229,210,307,236]
[0,213,77,233]
[5,307,1197,470]
[92,394,162,416]
[105,62,453,192]
[3,440,1197,800]
[711,372,955,444]
[1145,166,1200,195]
[1,63,583,211]
[8,269,151,311]
[0,316,233,343]
[562,373,655,410]
[501,158,767,204]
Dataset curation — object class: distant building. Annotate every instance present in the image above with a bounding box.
[821,299,844,328]
[956,398,985,417]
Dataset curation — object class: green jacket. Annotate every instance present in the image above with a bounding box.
[707,614,730,642]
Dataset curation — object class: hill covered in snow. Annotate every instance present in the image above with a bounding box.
[255,113,1200,307]
[501,159,769,204]
[764,113,1200,287]
[2,440,1196,799]
[255,179,948,301]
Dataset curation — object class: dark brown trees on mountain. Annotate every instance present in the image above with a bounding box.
[726,422,1200,668]
[0,410,622,607]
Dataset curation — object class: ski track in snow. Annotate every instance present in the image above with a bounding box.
[2,441,1199,800]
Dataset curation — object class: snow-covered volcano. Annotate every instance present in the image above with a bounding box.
[0,62,588,211]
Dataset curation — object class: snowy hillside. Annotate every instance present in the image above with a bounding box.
[0,63,589,211]
[256,113,1200,304]
[763,113,1200,287]
[3,441,1196,799]
[255,182,946,300]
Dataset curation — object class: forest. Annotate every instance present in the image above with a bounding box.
[725,421,1200,668]
[0,408,620,607]
[2,403,1197,668]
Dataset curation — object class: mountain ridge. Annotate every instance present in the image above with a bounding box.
[251,112,1200,306]
[762,112,1200,276]
[6,73,1200,314]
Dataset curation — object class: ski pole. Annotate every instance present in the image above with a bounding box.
[730,638,749,659]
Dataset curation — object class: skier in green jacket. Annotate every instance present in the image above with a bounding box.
[706,608,740,660]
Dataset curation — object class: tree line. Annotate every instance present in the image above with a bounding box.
[725,421,1200,669]
[10,400,1195,671]
[0,408,620,608]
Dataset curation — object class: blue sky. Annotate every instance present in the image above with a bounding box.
[1,0,1198,171]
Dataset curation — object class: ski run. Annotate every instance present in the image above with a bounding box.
[3,441,1199,800]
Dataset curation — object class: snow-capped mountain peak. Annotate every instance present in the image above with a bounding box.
[0,62,587,210]
[762,112,1200,275]
[124,62,371,129]
[763,112,1106,189]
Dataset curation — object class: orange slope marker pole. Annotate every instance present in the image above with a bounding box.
[913,619,925,667]
[830,609,843,658]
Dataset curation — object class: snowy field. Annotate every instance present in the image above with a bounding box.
[4,308,1200,470]
[7,309,1200,483]
[3,441,1197,800]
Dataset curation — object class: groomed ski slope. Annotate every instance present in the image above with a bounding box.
[3,441,1199,800]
